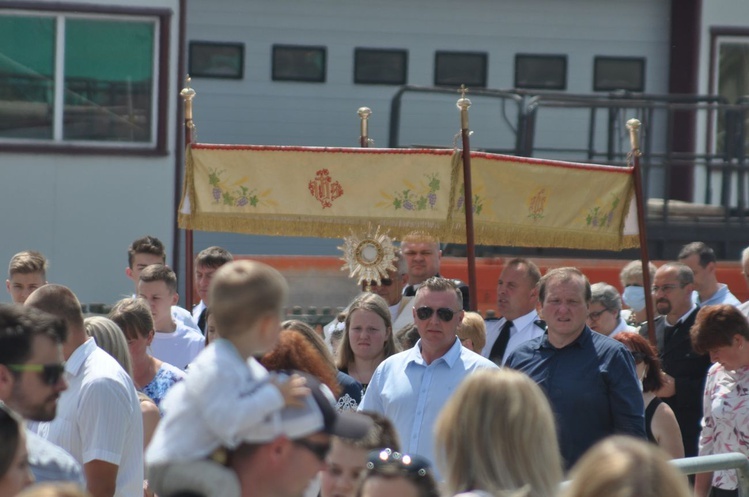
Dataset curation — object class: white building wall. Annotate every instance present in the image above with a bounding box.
[0,0,181,306]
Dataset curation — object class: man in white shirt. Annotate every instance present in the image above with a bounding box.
[191,246,234,334]
[139,264,204,370]
[26,284,143,497]
[482,258,545,365]
[678,241,740,307]
[126,235,199,330]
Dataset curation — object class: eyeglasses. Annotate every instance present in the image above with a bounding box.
[362,278,393,288]
[651,284,683,293]
[415,306,460,322]
[293,438,331,462]
[587,309,612,320]
[6,363,66,385]
[367,449,431,477]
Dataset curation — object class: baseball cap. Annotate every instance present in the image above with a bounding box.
[241,371,373,443]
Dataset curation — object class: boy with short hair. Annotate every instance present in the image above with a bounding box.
[192,246,234,333]
[138,264,204,371]
[6,250,48,304]
[126,235,199,331]
[146,260,309,497]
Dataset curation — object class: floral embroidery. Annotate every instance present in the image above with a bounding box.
[208,168,272,207]
[380,173,440,211]
[585,194,620,228]
[527,188,547,221]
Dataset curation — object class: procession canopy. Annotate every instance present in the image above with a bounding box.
[179,144,639,251]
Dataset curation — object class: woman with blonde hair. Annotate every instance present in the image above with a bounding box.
[434,369,562,497]
[337,293,399,392]
[563,436,690,497]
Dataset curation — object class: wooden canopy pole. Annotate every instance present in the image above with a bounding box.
[457,86,478,311]
[180,76,196,310]
[627,119,656,346]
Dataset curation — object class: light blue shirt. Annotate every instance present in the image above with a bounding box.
[691,284,741,307]
[359,338,497,477]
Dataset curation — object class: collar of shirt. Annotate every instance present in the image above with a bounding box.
[536,325,591,351]
[408,336,463,367]
[65,337,98,377]
[507,309,539,333]
[666,304,698,327]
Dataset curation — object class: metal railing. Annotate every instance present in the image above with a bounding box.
[672,452,749,497]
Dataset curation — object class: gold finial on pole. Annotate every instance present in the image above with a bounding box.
[358,107,372,148]
[626,118,641,154]
[457,85,471,130]
[180,75,196,141]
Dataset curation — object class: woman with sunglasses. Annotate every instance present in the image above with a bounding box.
[690,305,749,497]
[0,403,34,496]
[614,332,683,459]
[336,294,399,393]
[356,449,439,497]
[434,369,561,497]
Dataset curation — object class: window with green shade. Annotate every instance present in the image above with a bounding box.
[0,8,163,150]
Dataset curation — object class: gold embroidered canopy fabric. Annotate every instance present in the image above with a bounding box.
[179,144,639,250]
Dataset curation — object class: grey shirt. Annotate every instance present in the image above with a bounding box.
[26,428,85,486]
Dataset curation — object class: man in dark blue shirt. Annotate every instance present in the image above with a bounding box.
[506,267,646,469]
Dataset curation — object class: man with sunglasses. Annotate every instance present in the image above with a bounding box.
[227,372,372,497]
[360,277,496,477]
[0,304,84,486]
[26,284,143,497]
[641,262,710,459]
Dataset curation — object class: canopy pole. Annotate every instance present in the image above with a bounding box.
[358,107,372,148]
[457,86,478,311]
[627,119,656,345]
[180,76,196,310]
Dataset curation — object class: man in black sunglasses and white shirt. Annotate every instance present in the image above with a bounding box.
[0,304,84,486]
[360,277,496,479]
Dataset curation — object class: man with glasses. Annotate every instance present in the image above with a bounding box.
[228,372,373,497]
[0,304,84,485]
[360,277,496,477]
[506,267,645,469]
[26,284,143,497]
[644,262,710,458]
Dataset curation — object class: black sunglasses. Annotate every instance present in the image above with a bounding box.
[367,449,431,477]
[293,438,331,462]
[362,278,393,288]
[6,363,66,385]
[415,306,460,322]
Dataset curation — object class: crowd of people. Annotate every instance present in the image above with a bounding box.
[1,234,749,497]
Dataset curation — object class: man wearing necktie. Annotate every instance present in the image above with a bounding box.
[643,261,709,458]
[481,258,545,365]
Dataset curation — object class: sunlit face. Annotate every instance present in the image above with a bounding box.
[743,257,749,289]
[205,313,218,345]
[363,268,405,307]
[287,433,330,497]
[320,439,369,497]
[138,280,178,329]
[195,264,220,303]
[413,289,463,358]
[709,336,745,371]
[348,309,390,361]
[0,430,33,496]
[679,254,708,293]
[496,264,537,320]
[586,302,618,336]
[126,254,164,289]
[540,277,589,343]
[6,272,46,304]
[652,267,692,317]
[7,336,67,422]
[401,242,441,284]
[127,329,154,363]
[360,475,420,497]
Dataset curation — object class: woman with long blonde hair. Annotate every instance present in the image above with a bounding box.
[434,369,562,497]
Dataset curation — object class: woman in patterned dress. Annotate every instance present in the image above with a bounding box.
[690,304,749,497]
